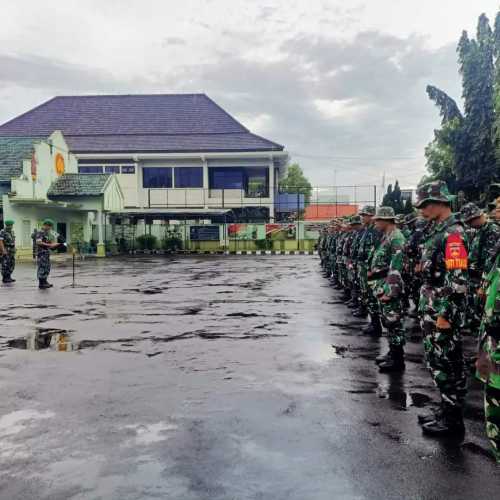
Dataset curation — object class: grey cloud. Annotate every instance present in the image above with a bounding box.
[0,30,461,187]
[0,53,120,91]
[162,37,187,47]
[161,30,461,185]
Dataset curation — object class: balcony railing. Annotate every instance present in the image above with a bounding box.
[146,188,271,209]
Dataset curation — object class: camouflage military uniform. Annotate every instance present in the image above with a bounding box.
[419,213,468,416]
[0,225,16,281]
[347,218,363,307]
[369,223,406,347]
[476,250,500,463]
[405,219,434,311]
[460,203,500,331]
[357,207,381,317]
[36,228,54,280]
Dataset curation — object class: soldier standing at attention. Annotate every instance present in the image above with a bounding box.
[354,206,380,320]
[476,239,500,464]
[36,219,59,289]
[0,220,16,284]
[415,181,469,437]
[368,207,407,372]
[460,202,500,332]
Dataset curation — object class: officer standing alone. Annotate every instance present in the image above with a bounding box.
[35,219,58,289]
[0,220,16,284]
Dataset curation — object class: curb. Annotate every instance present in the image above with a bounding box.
[127,250,318,256]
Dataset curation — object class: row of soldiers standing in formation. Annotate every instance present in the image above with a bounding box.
[0,218,61,289]
[318,180,500,464]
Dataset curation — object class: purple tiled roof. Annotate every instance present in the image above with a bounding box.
[65,133,282,153]
[0,94,284,153]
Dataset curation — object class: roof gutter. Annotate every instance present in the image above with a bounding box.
[74,151,289,161]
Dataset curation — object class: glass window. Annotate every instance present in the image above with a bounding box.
[104,166,120,174]
[78,166,103,174]
[175,167,203,188]
[245,168,269,197]
[121,166,136,174]
[143,167,172,188]
[209,167,244,189]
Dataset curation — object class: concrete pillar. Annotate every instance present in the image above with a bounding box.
[268,161,275,222]
[202,157,209,208]
[96,210,106,257]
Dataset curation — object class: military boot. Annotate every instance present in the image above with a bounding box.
[418,405,444,426]
[378,345,405,373]
[39,279,52,289]
[2,276,15,283]
[362,314,382,336]
[375,350,392,365]
[352,306,368,319]
[347,299,358,309]
[422,406,465,437]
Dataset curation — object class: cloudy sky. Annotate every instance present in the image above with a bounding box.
[1,0,498,189]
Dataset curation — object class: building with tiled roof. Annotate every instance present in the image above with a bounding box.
[0,94,288,228]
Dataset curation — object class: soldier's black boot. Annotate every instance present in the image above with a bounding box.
[375,350,392,365]
[362,314,382,336]
[39,279,51,289]
[347,298,359,309]
[352,306,368,318]
[3,275,15,283]
[378,345,405,373]
[418,405,444,426]
[422,406,465,437]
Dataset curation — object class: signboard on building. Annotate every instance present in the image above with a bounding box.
[190,225,220,241]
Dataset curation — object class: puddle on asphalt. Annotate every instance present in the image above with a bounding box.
[7,328,75,352]
[0,409,55,437]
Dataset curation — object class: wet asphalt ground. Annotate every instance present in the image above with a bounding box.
[0,255,499,500]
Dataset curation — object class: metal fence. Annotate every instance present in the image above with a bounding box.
[86,185,377,254]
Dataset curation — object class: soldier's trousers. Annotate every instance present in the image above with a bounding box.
[485,384,500,463]
[37,252,51,280]
[379,297,405,347]
[422,320,467,410]
[477,331,500,463]
[1,253,15,278]
[361,270,378,315]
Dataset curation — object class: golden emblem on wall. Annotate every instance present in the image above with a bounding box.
[55,153,65,176]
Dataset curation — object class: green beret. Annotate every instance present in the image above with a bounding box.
[4,220,14,226]
[42,218,56,227]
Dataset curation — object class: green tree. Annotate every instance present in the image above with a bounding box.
[424,12,499,198]
[382,181,405,213]
[280,163,313,204]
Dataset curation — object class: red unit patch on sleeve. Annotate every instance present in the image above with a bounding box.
[445,233,468,270]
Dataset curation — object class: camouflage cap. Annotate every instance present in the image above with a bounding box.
[373,206,396,220]
[460,202,482,222]
[395,214,406,225]
[349,215,362,225]
[415,180,455,208]
[359,205,375,216]
[404,212,418,225]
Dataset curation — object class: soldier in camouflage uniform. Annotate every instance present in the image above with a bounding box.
[354,206,380,320]
[405,217,434,315]
[460,202,500,333]
[0,220,16,283]
[476,243,500,463]
[368,207,407,372]
[318,227,329,270]
[346,216,364,310]
[35,219,59,289]
[335,223,348,291]
[415,181,468,437]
